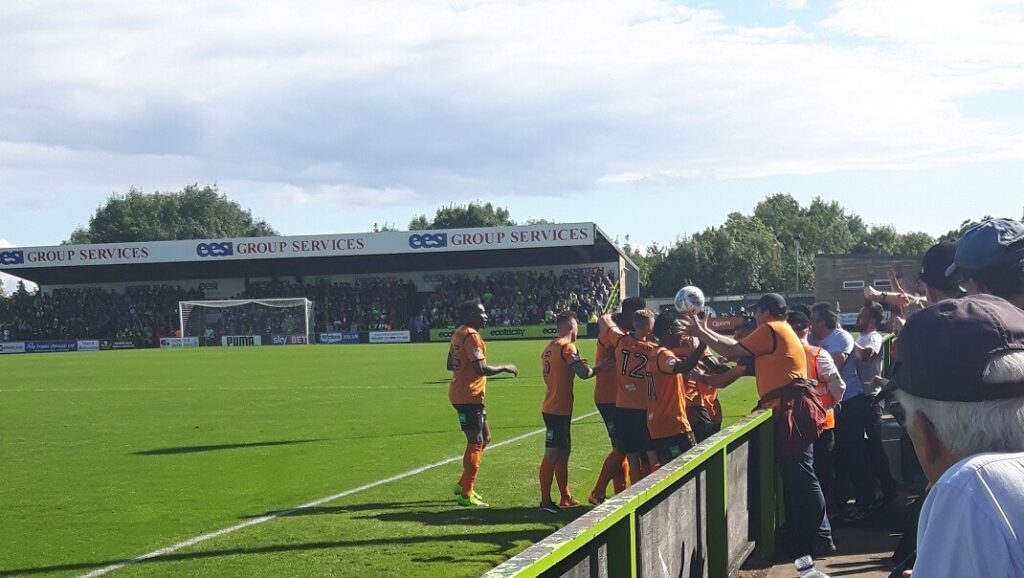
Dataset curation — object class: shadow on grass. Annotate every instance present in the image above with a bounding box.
[133,439,324,456]
[0,527,556,577]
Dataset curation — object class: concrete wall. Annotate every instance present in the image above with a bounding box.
[814,254,922,314]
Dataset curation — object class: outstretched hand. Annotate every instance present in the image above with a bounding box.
[506,364,519,377]
[678,311,706,337]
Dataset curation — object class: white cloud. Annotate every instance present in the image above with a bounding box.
[1,0,1023,210]
[0,238,38,294]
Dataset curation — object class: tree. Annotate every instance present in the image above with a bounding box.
[851,226,934,256]
[66,184,277,244]
[939,217,992,242]
[408,202,516,230]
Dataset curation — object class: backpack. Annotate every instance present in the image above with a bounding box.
[758,378,826,460]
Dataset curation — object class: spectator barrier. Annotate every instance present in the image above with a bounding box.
[483,410,775,578]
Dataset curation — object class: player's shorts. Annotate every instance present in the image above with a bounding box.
[651,432,696,465]
[687,406,720,443]
[542,413,572,450]
[452,404,487,431]
[596,403,618,440]
[615,408,650,454]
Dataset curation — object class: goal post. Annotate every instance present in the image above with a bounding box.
[178,298,314,346]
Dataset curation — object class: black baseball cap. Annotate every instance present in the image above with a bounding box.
[786,311,810,331]
[886,294,1024,402]
[754,293,787,316]
[946,218,1024,278]
[919,241,962,292]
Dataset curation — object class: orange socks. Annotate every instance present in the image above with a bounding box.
[539,458,556,502]
[594,450,626,498]
[460,443,484,497]
[554,458,570,499]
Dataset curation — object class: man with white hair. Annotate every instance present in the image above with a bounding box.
[885,294,1024,577]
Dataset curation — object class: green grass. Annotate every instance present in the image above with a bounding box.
[0,339,756,578]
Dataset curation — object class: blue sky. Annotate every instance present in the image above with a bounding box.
[2,0,1023,263]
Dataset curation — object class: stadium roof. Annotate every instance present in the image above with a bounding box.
[0,223,636,286]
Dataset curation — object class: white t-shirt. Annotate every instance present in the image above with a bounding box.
[812,346,845,408]
[914,452,1024,578]
[855,331,884,395]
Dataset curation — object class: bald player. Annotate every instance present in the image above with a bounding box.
[539,311,603,513]
[448,300,519,508]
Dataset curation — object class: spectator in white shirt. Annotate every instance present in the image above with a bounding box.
[886,294,1024,578]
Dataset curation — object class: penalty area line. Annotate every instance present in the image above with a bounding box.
[78,410,599,578]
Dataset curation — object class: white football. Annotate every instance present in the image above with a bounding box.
[674,286,705,314]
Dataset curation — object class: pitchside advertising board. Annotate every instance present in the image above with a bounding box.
[369,330,411,344]
[318,332,360,344]
[429,325,587,342]
[159,337,200,348]
[0,223,595,270]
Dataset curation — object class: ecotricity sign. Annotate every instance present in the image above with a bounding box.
[0,223,595,269]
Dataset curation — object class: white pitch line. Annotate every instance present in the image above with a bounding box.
[79,410,600,578]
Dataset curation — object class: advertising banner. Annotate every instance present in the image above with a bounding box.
[268,334,309,345]
[430,325,586,342]
[706,317,746,333]
[0,342,26,354]
[25,341,78,353]
[159,337,200,348]
[222,335,262,347]
[318,332,360,344]
[839,313,859,327]
[0,223,594,270]
[77,340,100,352]
[369,330,411,344]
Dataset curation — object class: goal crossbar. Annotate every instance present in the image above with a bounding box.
[179,298,314,345]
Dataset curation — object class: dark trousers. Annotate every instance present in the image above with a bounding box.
[865,394,896,497]
[813,428,836,513]
[779,441,831,558]
[835,394,881,506]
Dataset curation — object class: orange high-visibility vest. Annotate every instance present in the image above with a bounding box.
[803,343,835,431]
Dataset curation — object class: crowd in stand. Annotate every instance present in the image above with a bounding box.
[0,284,201,343]
[420,269,615,329]
[0,268,614,342]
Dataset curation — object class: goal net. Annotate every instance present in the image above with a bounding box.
[179,298,314,346]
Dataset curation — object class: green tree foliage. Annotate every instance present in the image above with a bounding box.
[641,194,937,296]
[66,185,277,244]
[939,216,993,242]
[408,202,515,230]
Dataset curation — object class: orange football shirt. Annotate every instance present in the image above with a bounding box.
[599,324,659,410]
[592,341,617,405]
[448,326,487,404]
[738,320,807,400]
[646,348,693,439]
[541,336,580,416]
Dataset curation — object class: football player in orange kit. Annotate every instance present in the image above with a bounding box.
[448,300,519,507]
[588,296,646,505]
[538,312,605,512]
[596,309,703,485]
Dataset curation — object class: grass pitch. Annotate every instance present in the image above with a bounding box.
[0,340,756,578]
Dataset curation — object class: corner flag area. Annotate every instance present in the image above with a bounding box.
[0,342,757,578]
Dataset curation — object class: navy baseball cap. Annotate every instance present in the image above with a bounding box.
[946,218,1024,278]
[754,293,787,315]
[886,294,1024,402]
[919,241,962,292]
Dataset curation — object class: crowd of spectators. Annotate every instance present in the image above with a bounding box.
[0,268,616,342]
[419,269,615,329]
[0,284,200,343]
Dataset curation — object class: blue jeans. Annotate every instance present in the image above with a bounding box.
[779,441,831,558]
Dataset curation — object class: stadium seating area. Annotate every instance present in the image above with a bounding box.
[419,269,615,328]
[0,284,200,342]
[0,269,615,341]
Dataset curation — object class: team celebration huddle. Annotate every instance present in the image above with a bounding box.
[446,217,1024,574]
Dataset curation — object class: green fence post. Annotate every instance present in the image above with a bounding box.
[756,417,777,560]
[706,447,729,578]
[606,511,638,578]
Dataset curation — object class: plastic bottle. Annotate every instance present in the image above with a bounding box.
[795,555,831,578]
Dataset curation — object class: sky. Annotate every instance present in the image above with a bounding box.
[2,0,1024,283]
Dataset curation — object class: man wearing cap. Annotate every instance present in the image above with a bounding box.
[887,294,1024,577]
[683,293,833,558]
[946,217,1024,310]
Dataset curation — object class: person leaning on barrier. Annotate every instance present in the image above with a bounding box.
[945,217,1024,310]
[882,294,1024,577]
[681,294,834,559]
